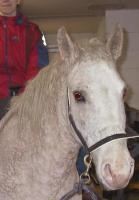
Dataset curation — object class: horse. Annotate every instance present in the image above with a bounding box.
[0,25,137,200]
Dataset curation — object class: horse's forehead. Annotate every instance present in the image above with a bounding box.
[72,58,114,78]
[69,59,124,90]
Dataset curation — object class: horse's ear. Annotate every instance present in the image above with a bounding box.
[106,24,123,61]
[57,27,79,62]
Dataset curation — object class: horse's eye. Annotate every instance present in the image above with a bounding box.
[123,88,127,100]
[73,91,85,102]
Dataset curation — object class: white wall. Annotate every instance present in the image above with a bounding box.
[46,32,96,60]
[106,10,139,109]
[33,16,105,61]
[32,16,104,34]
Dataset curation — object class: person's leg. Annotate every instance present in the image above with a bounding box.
[0,98,11,120]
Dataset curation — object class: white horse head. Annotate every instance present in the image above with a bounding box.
[57,26,134,191]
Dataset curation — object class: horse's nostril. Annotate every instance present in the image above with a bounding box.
[130,160,135,175]
[130,161,134,167]
[102,160,134,189]
[103,163,113,179]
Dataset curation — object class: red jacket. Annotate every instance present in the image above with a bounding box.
[0,14,49,99]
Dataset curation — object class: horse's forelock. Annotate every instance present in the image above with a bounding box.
[77,38,112,64]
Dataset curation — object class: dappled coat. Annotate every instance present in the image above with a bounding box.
[0,13,49,99]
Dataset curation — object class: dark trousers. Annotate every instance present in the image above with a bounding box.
[0,97,11,120]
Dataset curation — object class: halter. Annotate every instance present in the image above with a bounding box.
[67,88,133,154]
[60,89,139,200]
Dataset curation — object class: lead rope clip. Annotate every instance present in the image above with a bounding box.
[80,154,92,185]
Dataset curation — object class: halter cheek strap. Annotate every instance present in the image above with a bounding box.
[68,106,127,153]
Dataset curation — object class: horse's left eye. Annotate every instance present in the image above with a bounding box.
[123,88,127,100]
[73,91,85,102]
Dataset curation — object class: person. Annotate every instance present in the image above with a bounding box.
[0,0,49,119]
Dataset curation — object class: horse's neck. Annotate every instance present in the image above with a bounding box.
[29,98,79,198]
[25,67,80,198]
[32,126,79,199]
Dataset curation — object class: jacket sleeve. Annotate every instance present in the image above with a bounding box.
[25,24,49,82]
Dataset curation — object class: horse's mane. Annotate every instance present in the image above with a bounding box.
[8,55,67,131]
